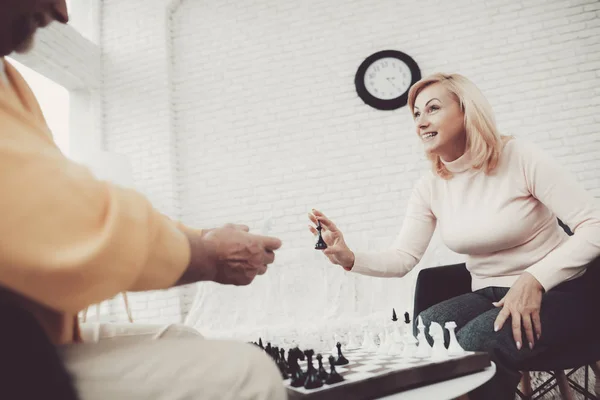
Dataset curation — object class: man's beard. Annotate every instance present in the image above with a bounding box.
[12,15,37,54]
[14,35,35,54]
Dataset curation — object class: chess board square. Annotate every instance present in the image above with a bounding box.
[349,364,387,373]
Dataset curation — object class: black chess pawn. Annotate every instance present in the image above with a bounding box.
[325,355,344,385]
[278,348,289,379]
[303,349,323,389]
[404,312,411,324]
[314,220,328,250]
[258,338,264,349]
[265,342,272,356]
[392,308,398,321]
[316,353,328,381]
[289,347,306,387]
[334,342,349,366]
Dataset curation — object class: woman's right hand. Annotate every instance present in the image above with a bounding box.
[308,209,355,269]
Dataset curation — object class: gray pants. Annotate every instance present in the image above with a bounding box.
[59,324,287,400]
[418,274,594,400]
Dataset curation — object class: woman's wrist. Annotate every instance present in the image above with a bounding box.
[342,250,355,271]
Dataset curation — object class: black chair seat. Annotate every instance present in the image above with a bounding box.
[412,262,600,399]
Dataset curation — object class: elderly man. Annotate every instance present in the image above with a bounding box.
[0,1,286,399]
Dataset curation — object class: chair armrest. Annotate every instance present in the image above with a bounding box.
[412,263,471,320]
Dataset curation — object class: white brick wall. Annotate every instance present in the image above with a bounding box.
[11,23,100,90]
[160,0,600,341]
[97,0,194,324]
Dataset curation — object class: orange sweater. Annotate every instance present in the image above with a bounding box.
[0,58,191,344]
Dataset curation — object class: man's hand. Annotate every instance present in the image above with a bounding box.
[493,272,544,350]
[177,224,282,286]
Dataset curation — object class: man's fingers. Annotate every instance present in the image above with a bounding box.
[522,314,536,350]
[511,312,522,350]
[259,235,283,251]
[224,223,250,232]
[263,249,275,265]
[256,264,268,276]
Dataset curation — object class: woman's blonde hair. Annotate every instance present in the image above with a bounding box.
[407,73,511,179]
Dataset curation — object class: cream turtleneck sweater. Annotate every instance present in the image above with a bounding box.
[351,138,600,292]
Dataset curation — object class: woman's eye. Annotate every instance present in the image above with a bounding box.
[429,105,440,111]
[414,112,421,118]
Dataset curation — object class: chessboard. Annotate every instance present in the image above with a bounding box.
[285,349,491,400]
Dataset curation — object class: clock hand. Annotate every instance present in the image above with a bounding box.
[386,77,400,90]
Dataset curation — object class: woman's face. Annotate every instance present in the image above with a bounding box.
[413,83,467,162]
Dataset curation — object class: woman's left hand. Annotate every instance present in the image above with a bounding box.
[493,272,544,350]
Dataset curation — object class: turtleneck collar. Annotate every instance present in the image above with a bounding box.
[441,149,472,173]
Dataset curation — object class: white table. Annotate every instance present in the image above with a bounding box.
[379,362,496,400]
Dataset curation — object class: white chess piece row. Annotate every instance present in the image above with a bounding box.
[403,316,466,362]
[334,316,466,362]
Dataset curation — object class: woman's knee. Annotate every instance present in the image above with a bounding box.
[456,315,497,352]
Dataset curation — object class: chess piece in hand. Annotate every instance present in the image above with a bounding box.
[176,223,282,286]
[308,209,355,270]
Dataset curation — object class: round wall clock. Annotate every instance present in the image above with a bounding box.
[355,50,421,111]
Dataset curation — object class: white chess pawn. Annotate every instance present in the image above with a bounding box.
[414,316,432,359]
[346,331,360,350]
[360,327,377,351]
[387,325,404,356]
[445,321,466,356]
[429,322,447,360]
[377,329,390,354]
[393,321,404,343]
[331,333,341,355]
[401,328,418,360]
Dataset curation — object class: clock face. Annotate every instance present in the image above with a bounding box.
[363,57,412,100]
[355,50,421,110]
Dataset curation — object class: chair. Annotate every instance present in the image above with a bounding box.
[413,263,600,400]
[0,288,80,400]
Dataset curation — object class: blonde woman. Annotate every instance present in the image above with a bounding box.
[309,73,600,400]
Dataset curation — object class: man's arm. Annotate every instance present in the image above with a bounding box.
[0,106,191,314]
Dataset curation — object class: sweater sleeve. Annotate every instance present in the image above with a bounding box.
[519,140,600,291]
[0,106,191,314]
[350,176,437,277]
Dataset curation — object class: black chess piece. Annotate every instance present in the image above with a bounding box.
[288,347,306,387]
[278,348,289,379]
[303,349,323,389]
[316,353,329,381]
[265,342,272,356]
[325,355,344,385]
[392,308,398,321]
[258,338,264,349]
[334,342,349,366]
[314,220,328,250]
[404,312,410,324]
